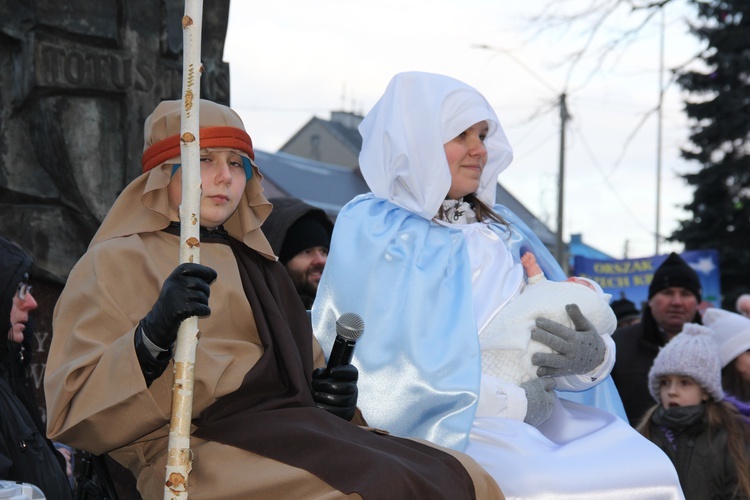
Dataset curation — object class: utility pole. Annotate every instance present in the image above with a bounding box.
[472,43,570,268]
[555,93,570,269]
[655,7,665,255]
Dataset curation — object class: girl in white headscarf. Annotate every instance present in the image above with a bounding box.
[314,71,685,499]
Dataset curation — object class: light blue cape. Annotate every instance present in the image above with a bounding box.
[313,194,626,451]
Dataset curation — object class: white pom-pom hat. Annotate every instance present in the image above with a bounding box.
[648,323,725,403]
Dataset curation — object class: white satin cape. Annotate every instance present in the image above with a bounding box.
[312,196,683,499]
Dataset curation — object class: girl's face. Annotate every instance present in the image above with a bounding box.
[168,150,247,229]
[444,121,488,200]
[734,351,750,383]
[658,374,709,409]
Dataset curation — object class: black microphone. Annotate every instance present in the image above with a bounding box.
[326,312,365,374]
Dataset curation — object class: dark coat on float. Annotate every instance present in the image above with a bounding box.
[0,237,72,499]
[642,406,746,500]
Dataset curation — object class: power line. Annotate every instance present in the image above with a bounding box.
[473,44,561,95]
[474,43,570,269]
[568,119,658,238]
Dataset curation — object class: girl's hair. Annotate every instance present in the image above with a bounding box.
[436,193,508,226]
[722,362,750,402]
[637,400,750,498]
[708,401,750,497]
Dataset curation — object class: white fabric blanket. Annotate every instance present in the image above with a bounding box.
[480,277,617,386]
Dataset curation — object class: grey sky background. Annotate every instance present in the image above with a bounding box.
[224,0,703,259]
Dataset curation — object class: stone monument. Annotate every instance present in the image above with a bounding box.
[0,1,233,495]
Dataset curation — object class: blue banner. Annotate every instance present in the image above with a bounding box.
[573,250,722,311]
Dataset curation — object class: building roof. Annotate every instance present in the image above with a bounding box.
[279,113,363,159]
[315,116,363,155]
[569,233,611,259]
[496,184,556,247]
[569,233,612,270]
[256,150,368,217]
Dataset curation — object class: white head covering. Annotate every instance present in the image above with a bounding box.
[358,72,513,220]
[702,308,750,368]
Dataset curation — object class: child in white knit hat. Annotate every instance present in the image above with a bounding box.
[637,323,750,499]
[703,308,750,406]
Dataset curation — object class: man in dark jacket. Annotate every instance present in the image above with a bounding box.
[0,236,73,499]
[611,252,703,426]
[263,198,334,309]
[610,296,641,329]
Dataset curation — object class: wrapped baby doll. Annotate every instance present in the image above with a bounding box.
[480,251,617,386]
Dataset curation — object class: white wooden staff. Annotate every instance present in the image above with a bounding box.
[164,1,203,498]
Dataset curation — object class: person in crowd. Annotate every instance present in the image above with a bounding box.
[736,294,750,318]
[611,252,703,425]
[0,236,73,499]
[610,296,641,329]
[262,197,333,309]
[703,308,750,411]
[637,323,750,499]
[313,71,683,499]
[43,99,503,499]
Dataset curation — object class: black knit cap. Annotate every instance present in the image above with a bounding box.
[648,252,702,300]
[610,298,640,322]
[279,215,331,264]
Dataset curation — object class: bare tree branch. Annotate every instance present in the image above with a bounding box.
[522,0,682,92]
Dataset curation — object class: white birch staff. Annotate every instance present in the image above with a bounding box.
[164,1,204,498]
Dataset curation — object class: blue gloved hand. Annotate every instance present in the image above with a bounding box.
[311,364,358,421]
[531,304,605,377]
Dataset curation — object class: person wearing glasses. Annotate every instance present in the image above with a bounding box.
[0,235,73,498]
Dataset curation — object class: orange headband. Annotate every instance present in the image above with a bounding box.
[141,126,255,173]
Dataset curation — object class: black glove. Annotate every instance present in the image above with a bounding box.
[139,262,217,350]
[134,327,172,387]
[311,365,358,421]
[520,377,556,427]
[531,304,606,377]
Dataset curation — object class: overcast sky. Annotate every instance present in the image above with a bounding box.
[223,0,703,259]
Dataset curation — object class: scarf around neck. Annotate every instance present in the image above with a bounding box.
[438,199,478,224]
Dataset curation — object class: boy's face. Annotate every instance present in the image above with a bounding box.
[168,150,247,229]
[658,374,709,409]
